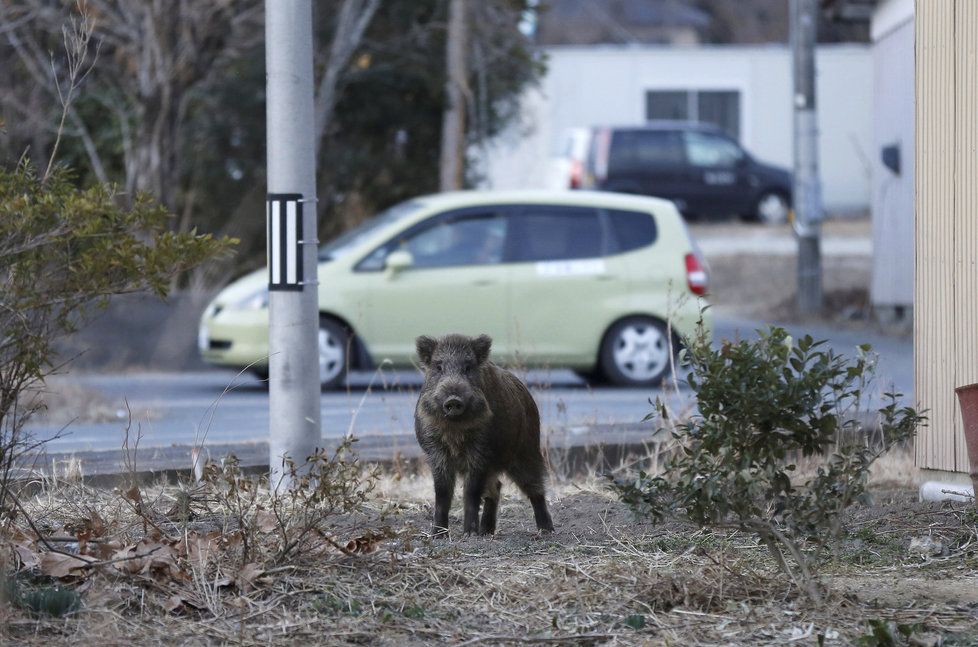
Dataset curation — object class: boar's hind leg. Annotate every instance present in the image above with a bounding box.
[462,471,490,535]
[431,466,456,535]
[480,478,502,535]
[509,466,554,533]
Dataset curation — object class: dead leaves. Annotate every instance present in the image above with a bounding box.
[344,531,387,555]
[255,509,278,534]
[12,542,39,570]
[109,538,185,581]
[3,475,391,620]
[39,552,96,578]
[234,562,266,593]
[10,527,385,589]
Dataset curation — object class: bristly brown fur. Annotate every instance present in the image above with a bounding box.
[414,333,554,535]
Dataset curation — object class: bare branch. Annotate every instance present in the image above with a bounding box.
[313,0,383,157]
[44,1,100,180]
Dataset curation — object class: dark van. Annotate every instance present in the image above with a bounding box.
[583,121,793,224]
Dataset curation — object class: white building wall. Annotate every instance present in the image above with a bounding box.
[871,0,915,309]
[480,44,873,215]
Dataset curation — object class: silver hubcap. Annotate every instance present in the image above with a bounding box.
[612,323,668,382]
[758,193,788,224]
[318,327,344,385]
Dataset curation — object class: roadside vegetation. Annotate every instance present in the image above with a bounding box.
[612,325,924,604]
[1,450,976,646]
[2,322,974,645]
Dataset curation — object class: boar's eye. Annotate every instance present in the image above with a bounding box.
[434,361,443,372]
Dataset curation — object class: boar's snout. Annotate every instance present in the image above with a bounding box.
[442,395,465,418]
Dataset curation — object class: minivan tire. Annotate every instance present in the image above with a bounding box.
[318,316,350,390]
[753,190,790,225]
[599,317,673,387]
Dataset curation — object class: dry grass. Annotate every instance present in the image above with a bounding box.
[2,457,976,647]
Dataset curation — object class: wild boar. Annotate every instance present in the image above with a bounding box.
[414,333,554,535]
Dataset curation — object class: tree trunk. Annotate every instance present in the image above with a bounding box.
[439,0,468,191]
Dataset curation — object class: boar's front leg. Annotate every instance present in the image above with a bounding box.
[431,465,456,535]
[462,471,489,535]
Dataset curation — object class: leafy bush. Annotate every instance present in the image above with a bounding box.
[0,160,234,509]
[611,326,925,602]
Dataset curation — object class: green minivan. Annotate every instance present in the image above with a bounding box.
[198,190,710,388]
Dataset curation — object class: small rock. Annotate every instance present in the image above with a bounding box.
[908,536,944,557]
[908,633,943,647]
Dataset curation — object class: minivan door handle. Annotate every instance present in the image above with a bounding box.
[472,279,495,286]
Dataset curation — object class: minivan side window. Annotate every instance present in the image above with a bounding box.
[607,130,684,174]
[357,213,506,271]
[683,131,743,168]
[506,207,603,262]
[606,209,657,254]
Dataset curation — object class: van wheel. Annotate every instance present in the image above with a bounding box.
[318,317,349,390]
[599,317,673,387]
[754,191,790,225]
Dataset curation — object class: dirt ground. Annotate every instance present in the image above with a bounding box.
[2,456,976,647]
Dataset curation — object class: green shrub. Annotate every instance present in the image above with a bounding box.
[611,326,924,602]
[0,160,234,508]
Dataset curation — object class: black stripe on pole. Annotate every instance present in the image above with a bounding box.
[267,193,304,291]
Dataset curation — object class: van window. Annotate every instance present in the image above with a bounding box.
[606,209,657,253]
[683,131,744,168]
[506,207,603,262]
[607,130,684,174]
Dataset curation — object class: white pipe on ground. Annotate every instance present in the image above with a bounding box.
[919,481,975,503]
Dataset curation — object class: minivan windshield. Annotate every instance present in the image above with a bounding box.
[318,199,426,261]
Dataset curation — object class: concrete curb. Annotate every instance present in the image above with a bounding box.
[27,423,670,488]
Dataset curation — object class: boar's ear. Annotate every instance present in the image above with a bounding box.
[416,335,438,367]
[472,334,492,365]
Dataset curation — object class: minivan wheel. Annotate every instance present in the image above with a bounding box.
[599,317,673,387]
[755,191,790,225]
[318,317,349,390]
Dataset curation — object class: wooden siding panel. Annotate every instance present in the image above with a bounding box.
[915,0,957,471]
[954,0,978,472]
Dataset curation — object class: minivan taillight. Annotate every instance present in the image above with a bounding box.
[569,159,583,189]
[685,253,708,296]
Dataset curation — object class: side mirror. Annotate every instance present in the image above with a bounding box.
[385,250,413,275]
[881,143,901,175]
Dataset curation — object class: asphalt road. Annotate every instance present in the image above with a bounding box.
[29,316,913,458]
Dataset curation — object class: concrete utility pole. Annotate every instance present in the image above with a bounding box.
[265,0,321,490]
[440,0,468,191]
[790,0,823,314]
